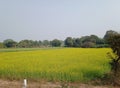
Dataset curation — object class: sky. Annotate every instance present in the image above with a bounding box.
[0,0,120,42]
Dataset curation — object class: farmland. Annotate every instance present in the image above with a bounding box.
[0,48,111,82]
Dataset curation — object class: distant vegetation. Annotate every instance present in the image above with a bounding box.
[0,30,118,48]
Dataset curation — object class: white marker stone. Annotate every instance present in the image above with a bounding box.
[23,79,27,88]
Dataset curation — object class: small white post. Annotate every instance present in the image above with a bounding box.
[23,79,27,88]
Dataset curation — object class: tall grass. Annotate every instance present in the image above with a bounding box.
[0,48,110,82]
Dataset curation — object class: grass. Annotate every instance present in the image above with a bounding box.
[0,47,62,52]
[0,48,111,82]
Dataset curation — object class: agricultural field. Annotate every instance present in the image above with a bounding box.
[0,48,111,82]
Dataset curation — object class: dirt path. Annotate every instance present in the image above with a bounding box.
[0,79,118,88]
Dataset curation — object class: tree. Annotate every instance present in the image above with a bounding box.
[104,30,118,42]
[107,32,120,85]
[81,41,95,48]
[64,37,73,47]
[80,35,96,48]
[18,40,29,48]
[38,40,42,47]
[3,39,17,48]
[51,39,62,47]
[33,40,39,47]
[73,38,81,47]
[42,40,50,47]
[18,40,34,48]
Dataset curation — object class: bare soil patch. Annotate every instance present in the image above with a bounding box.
[0,79,118,88]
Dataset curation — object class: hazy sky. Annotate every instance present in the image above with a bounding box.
[0,0,120,42]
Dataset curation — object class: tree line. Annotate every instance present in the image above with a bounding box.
[0,30,118,48]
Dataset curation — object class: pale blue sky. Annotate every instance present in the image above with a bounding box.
[0,0,120,42]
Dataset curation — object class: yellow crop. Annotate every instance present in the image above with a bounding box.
[0,48,110,82]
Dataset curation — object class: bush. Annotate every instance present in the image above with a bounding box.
[107,33,120,86]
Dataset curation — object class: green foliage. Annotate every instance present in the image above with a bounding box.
[80,35,105,48]
[73,38,81,47]
[3,39,17,48]
[104,30,118,42]
[64,35,106,48]
[18,40,48,48]
[2,30,115,48]
[107,32,120,85]
[19,40,31,48]
[51,39,62,47]
[42,40,50,47]
[81,42,95,48]
[64,37,73,47]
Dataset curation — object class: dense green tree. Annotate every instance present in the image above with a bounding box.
[38,40,43,47]
[96,38,104,44]
[81,41,95,48]
[18,40,34,48]
[104,30,118,41]
[107,32,120,85]
[32,41,41,47]
[42,40,50,47]
[3,39,17,48]
[18,40,28,48]
[18,40,45,48]
[80,35,106,48]
[51,39,62,47]
[80,36,90,43]
[64,37,73,47]
[91,35,106,47]
[80,36,96,48]
[73,38,81,47]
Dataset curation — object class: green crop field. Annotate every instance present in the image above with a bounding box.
[0,48,111,82]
